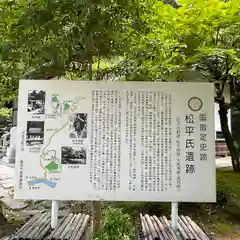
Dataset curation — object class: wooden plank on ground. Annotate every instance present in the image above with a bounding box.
[9,212,92,240]
[140,214,210,240]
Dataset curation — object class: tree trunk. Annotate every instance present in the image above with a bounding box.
[91,201,101,232]
[218,102,240,172]
[87,48,102,233]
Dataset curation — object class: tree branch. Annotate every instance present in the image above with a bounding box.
[24,63,65,80]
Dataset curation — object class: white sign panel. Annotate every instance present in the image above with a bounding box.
[15,80,216,202]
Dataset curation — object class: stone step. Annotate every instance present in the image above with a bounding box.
[0,176,12,181]
[0,188,10,199]
[1,183,14,189]
[0,177,14,182]
[0,198,29,211]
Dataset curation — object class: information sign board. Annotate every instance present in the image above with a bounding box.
[15,80,216,202]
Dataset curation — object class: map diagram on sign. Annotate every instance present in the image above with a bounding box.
[27,94,83,188]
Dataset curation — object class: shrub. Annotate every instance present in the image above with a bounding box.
[93,207,135,240]
[216,171,234,206]
[115,201,170,217]
[0,108,12,123]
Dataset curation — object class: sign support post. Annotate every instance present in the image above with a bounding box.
[51,200,59,229]
[171,202,178,231]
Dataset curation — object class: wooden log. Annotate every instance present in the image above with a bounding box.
[47,215,68,239]
[28,213,50,238]
[70,214,86,240]
[25,213,50,239]
[153,216,170,240]
[53,213,74,239]
[20,212,48,238]
[75,214,90,240]
[159,217,173,240]
[83,218,93,240]
[178,217,195,240]
[60,214,77,239]
[169,219,189,240]
[145,214,157,239]
[34,215,51,239]
[142,214,152,240]
[9,214,34,240]
[161,216,178,240]
[27,213,49,237]
[140,213,149,240]
[38,222,51,240]
[150,216,165,240]
[10,213,41,239]
[65,213,82,240]
[59,214,76,239]
[34,213,51,239]
[181,216,200,240]
[185,216,209,240]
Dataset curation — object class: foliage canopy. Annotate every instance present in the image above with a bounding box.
[0,0,240,87]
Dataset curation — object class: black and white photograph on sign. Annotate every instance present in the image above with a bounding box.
[61,146,86,165]
[26,121,44,146]
[69,113,87,138]
[27,90,45,114]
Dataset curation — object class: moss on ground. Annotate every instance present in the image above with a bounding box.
[203,167,240,237]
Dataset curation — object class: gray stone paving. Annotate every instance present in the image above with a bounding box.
[0,161,14,199]
[0,161,29,211]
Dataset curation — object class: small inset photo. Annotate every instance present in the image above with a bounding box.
[27,90,45,114]
[69,113,87,139]
[26,121,44,146]
[61,146,86,165]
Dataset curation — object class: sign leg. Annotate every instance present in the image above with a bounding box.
[51,200,59,229]
[92,201,101,232]
[171,202,178,231]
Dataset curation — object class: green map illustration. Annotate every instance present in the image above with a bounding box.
[27,95,81,188]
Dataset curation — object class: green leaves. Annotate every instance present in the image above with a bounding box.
[0,0,240,103]
[0,0,143,102]
[125,0,240,82]
[93,207,135,240]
